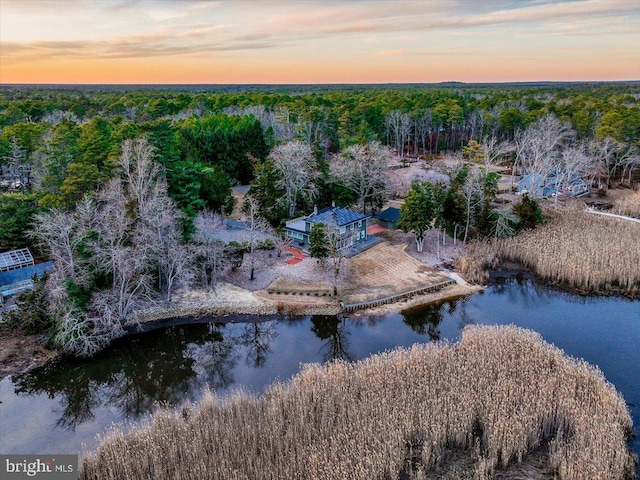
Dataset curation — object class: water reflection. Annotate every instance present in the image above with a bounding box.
[184,323,239,391]
[2,276,638,464]
[492,272,598,307]
[311,315,353,361]
[401,303,443,340]
[239,321,277,368]
[11,323,241,430]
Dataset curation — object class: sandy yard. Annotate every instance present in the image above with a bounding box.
[372,227,465,269]
[219,225,468,307]
[222,249,332,292]
[341,242,452,303]
[177,281,262,305]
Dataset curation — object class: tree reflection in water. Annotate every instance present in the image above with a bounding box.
[11,322,240,431]
[4,278,637,461]
[9,278,609,435]
[401,303,444,341]
[184,323,240,391]
[310,315,354,362]
[492,273,595,308]
[239,321,278,368]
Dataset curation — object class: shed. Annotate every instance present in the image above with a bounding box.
[374,207,401,229]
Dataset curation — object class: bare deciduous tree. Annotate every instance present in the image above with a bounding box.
[413,109,432,155]
[554,142,592,206]
[590,137,622,191]
[119,138,161,215]
[492,208,518,238]
[30,138,192,355]
[194,210,228,290]
[119,139,192,305]
[386,110,412,156]
[322,219,355,296]
[270,226,292,258]
[296,107,331,154]
[243,195,271,281]
[461,168,485,244]
[41,110,80,126]
[468,109,487,141]
[91,245,152,321]
[513,114,574,192]
[332,141,390,213]
[617,145,640,186]
[31,196,96,286]
[55,309,122,357]
[481,134,514,170]
[158,227,193,306]
[270,141,318,218]
[223,105,296,141]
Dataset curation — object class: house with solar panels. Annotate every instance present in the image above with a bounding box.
[285,205,368,250]
[518,169,589,198]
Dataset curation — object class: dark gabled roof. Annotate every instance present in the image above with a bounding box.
[375,207,401,223]
[306,206,367,227]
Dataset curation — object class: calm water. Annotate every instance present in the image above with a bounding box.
[1,275,639,469]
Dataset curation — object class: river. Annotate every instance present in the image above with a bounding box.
[0,274,638,473]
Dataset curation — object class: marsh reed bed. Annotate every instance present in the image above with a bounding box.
[617,191,640,219]
[80,325,636,480]
[459,209,640,296]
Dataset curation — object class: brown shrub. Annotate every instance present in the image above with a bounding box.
[80,325,636,480]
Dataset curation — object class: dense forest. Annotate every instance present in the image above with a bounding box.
[1,83,639,355]
[2,82,639,246]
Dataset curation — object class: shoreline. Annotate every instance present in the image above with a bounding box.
[126,280,481,330]
[5,259,635,381]
[0,280,480,380]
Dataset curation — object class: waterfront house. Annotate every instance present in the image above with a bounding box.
[285,206,368,249]
[518,170,588,198]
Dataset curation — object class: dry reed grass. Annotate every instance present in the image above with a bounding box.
[616,191,640,219]
[459,209,640,296]
[80,325,636,480]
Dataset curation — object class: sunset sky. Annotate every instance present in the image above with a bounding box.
[1,0,639,84]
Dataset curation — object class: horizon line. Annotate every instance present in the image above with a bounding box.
[2,80,640,87]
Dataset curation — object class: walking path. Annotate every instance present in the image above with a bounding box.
[283,246,305,265]
[585,208,640,224]
[367,224,390,235]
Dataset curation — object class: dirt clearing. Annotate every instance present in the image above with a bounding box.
[342,242,451,303]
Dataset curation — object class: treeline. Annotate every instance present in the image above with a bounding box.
[2,83,638,150]
[1,83,639,250]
